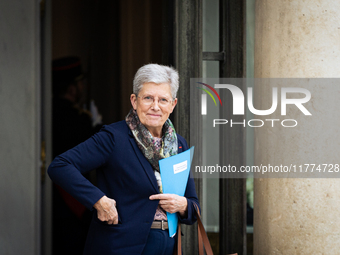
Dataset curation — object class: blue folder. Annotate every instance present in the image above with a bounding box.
[159,146,195,237]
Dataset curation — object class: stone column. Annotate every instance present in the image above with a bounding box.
[254,0,340,254]
[0,1,42,254]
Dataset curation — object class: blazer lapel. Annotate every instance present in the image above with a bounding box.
[128,134,159,193]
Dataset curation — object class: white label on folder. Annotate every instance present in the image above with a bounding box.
[173,160,187,174]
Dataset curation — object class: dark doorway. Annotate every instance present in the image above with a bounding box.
[51,0,164,253]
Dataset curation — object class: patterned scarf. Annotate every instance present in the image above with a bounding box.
[125,109,178,193]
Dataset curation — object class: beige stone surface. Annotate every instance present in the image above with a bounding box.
[255,0,340,78]
[254,0,340,254]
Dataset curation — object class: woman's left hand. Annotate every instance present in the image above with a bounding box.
[149,194,188,217]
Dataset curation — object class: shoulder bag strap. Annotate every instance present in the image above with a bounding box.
[193,202,214,255]
[176,222,182,255]
[175,203,214,255]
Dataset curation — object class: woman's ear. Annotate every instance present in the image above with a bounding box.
[130,94,137,110]
[170,98,178,113]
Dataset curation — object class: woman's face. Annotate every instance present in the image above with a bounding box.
[130,82,177,137]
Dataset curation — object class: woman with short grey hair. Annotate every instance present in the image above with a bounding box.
[133,63,179,99]
[48,63,200,255]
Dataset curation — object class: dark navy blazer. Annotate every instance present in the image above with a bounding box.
[48,120,199,255]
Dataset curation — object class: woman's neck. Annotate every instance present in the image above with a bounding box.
[149,128,162,138]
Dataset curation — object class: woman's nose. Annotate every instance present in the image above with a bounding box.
[151,99,160,110]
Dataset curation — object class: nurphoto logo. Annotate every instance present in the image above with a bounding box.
[196,82,312,128]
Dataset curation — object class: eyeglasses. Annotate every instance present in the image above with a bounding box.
[137,95,173,107]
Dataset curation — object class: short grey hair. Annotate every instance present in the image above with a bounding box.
[133,64,179,99]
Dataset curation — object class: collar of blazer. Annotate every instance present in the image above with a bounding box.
[128,129,160,193]
[127,127,184,193]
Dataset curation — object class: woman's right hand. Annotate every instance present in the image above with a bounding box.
[93,195,119,225]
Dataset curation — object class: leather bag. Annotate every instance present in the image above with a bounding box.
[174,202,238,255]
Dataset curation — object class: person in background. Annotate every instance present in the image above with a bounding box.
[52,56,102,254]
[48,63,200,255]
